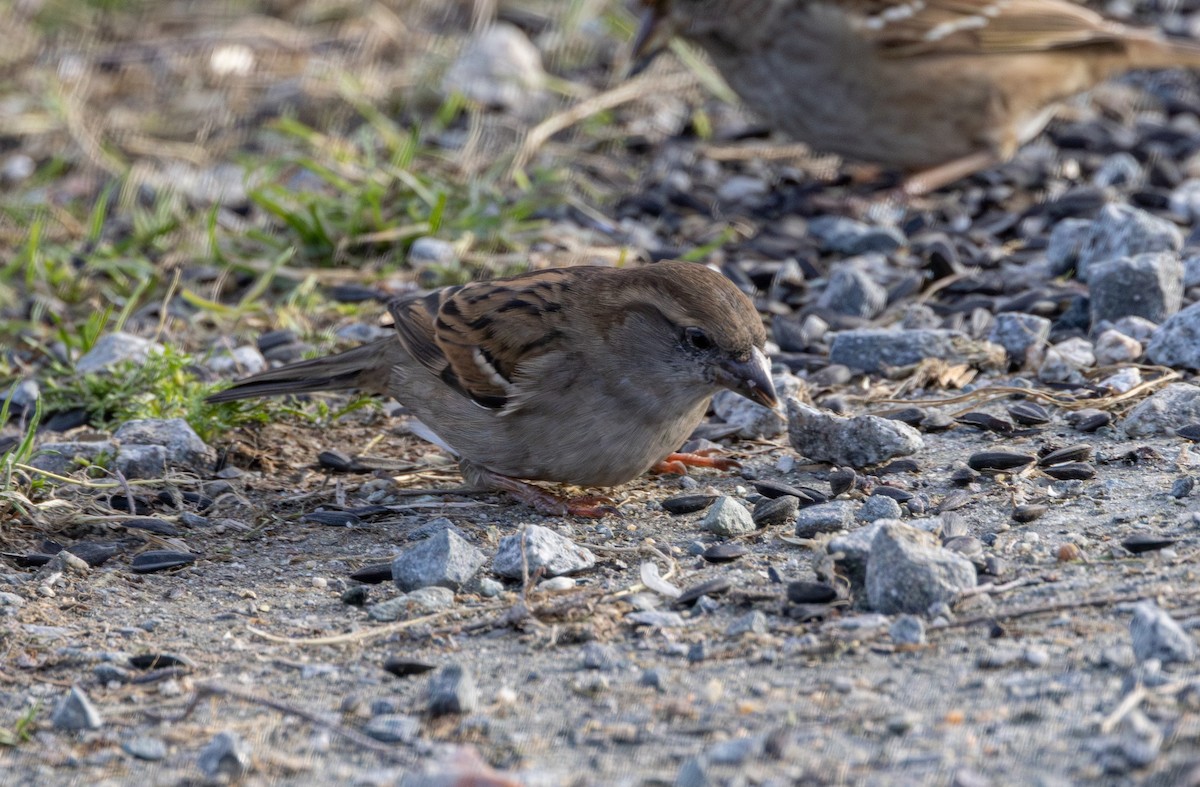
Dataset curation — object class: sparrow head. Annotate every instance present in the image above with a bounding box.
[605,261,777,409]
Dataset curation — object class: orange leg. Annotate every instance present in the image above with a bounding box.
[652,451,742,475]
[901,150,1001,196]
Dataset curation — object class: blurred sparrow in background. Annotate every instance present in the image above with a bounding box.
[634,0,1200,193]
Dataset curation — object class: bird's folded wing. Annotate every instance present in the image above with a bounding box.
[852,0,1126,56]
[388,269,578,411]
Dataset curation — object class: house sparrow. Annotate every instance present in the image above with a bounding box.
[208,261,777,516]
[634,0,1200,194]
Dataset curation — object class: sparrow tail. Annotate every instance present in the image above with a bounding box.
[206,338,397,403]
[1123,32,1200,71]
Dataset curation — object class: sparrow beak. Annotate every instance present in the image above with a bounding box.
[630,2,671,75]
[716,347,778,409]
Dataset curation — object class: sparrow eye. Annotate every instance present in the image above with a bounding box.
[684,327,713,351]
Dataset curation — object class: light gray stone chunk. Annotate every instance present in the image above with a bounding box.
[1088,252,1183,327]
[1130,601,1198,665]
[701,496,756,536]
[1077,203,1183,281]
[76,332,162,374]
[113,418,214,469]
[197,731,251,780]
[1146,302,1200,369]
[829,329,1004,373]
[392,528,485,591]
[493,525,595,578]
[1122,383,1200,437]
[788,399,923,468]
[866,522,976,614]
[51,686,103,731]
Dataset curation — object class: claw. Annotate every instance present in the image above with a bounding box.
[653,452,742,475]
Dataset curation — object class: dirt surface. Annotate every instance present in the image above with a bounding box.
[4,2,1200,786]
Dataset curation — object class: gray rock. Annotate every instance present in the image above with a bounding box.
[988,312,1052,367]
[899,303,942,330]
[1116,710,1164,769]
[889,614,926,645]
[335,323,390,344]
[857,495,902,522]
[408,236,456,267]
[700,496,756,536]
[392,528,485,592]
[1122,383,1200,437]
[581,642,621,671]
[1077,203,1183,281]
[51,686,103,731]
[2,153,35,182]
[441,23,544,113]
[93,663,132,684]
[707,734,764,765]
[827,520,887,586]
[1169,178,1200,222]
[627,610,688,628]
[0,592,25,610]
[1038,337,1095,384]
[726,610,768,637]
[815,265,888,319]
[29,440,116,475]
[206,345,266,376]
[115,444,168,480]
[795,500,858,538]
[866,522,976,614]
[113,418,214,470]
[1091,709,1164,774]
[675,756,710,787]
[121,736,168,761]
[368,587,455,622]
[1045,218,1093,276]
[75,332,163,374]
[197,731,252,779]
[1146,302,1200,369]
[1093,330,1142,366]
[1130,601,1198,665]
[427,664,478,716]
[716,175,768,204]
[493,525,595,578]
[829,329,1004,373]
[363,714,422,744]
[787,399,923,468]
[1,378,39,412]
[1185,254,1200,288]
[1088,252,1183,327]
[475,577,504,598]
[808,217,904,255]
[1112,315,1160,344]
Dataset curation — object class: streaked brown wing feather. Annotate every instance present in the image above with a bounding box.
[389,268,586,410]
[852,0,1125,56]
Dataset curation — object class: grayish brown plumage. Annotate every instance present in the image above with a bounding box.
[636,0,1200,193]
[208,261,777,514]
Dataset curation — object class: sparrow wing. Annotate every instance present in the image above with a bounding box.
[388,268,583,411]
[852,0,1125,56]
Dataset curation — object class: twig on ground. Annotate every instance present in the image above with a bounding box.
[147,680,412,763]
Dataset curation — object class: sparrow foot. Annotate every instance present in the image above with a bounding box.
[653,451,742,475]
[465,463,619,517]
[510,486,619,518]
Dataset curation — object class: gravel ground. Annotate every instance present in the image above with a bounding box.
[4,2,1200,785]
